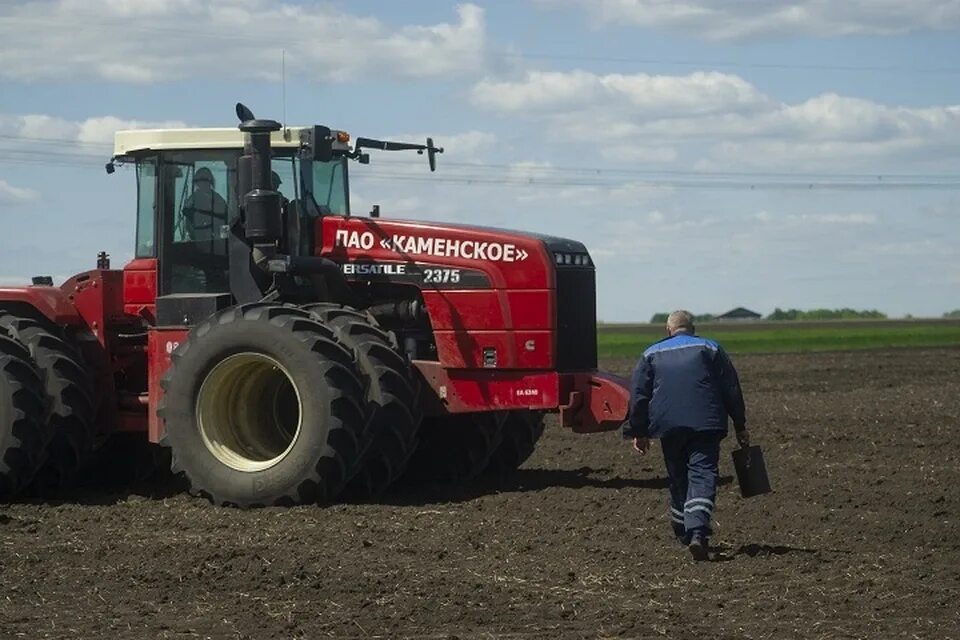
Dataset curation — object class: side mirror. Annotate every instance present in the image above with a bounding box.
[426,137,438,172]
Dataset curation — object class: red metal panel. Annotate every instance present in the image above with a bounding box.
[505,289,553,329]
[421,290,504,330]
[147,328,188,443]
[414,361,559,413]
[316,217,564,371]
[414,361,629,431]
[63,270,125,347]
[432,330,517,369]
[123,258,157,319]
[0,286,81,325]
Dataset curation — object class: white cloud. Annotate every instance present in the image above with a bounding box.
[434,131,498,158]
[470,70,960,171]
[920,200,960,217]
[471,70,769,118]
[1,113,188,146]
[608,146,679,164]
[535,0,960,40]
[0,180,39,205]
[76,116,185,144]
[870,239,956,256]
[754,210,878,225]
[507,161,555,180]
[0,1,486,83]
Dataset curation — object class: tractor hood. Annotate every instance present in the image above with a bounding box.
[318,216,591,290]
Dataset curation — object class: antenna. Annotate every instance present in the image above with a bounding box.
[281,49,287,132]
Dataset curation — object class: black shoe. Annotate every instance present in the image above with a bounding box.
[688,535,709,561]
[676,535,690,547]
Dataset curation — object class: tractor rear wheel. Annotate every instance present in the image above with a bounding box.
[406,412,505,483]
[0,312,95,492]
[159,303,369,507]
[304,304,421,497]
[484,410,546,476]
[0,334,49,497]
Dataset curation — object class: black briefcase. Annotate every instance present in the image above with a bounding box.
[731,445,771,498]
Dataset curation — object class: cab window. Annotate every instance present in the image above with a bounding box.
[310,158,348,215]
[159,151,237,294]
[135,157,158,258]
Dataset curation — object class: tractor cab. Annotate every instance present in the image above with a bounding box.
[111,105,443,323]
[112,124,352,298]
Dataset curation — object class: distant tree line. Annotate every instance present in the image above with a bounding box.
[764,308,887,321]
[649,308,888,323]
[945,310,960,319]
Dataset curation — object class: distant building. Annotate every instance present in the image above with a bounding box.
[715,307,762,322]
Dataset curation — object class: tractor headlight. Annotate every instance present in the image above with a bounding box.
[552,252,592,267]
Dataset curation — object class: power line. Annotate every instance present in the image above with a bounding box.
[375,157,960,182]
[510,52,960,75]
[0,133,111,150]
[352,173,960,191]
[1,151,957,190]
[2,134,958,184]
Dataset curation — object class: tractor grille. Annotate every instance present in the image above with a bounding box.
[555,267,598,371]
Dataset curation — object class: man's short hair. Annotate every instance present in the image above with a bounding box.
[666,310,695,334]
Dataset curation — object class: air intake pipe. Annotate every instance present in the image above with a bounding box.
[232,103,354,306]
[238,117,284,268]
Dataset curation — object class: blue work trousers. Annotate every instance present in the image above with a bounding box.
[661,428,724,538]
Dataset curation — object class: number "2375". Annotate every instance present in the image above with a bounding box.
[423,268,461,284]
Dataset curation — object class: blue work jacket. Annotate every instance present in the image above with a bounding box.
[623,332,746,439]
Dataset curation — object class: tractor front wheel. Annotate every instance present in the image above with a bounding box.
[159,304,369,507]
[304,304,421,497]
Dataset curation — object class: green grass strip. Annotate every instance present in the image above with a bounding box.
[597,324,960,358]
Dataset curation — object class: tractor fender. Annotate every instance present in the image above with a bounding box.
[0,286,82,326]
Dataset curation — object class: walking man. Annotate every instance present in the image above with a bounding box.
[623,310,749,560]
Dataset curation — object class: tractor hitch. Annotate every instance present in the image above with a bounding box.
[559,371,630,434]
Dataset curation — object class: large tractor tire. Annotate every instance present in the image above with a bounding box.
[0,334,49,498]
[159,303,369,507]
[0,312,95,492]
[305,303,421,497]
[406,412,505,483]
[484,410,546,477]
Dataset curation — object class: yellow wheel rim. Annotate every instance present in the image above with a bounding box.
[196,353,302,472]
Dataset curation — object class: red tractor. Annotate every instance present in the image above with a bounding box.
[0,104,629,506]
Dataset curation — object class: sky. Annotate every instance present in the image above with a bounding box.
[1,0,959,321]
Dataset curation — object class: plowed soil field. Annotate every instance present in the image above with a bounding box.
[2,348,958,639]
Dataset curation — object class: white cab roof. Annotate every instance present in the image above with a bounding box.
[113,126,314,156]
